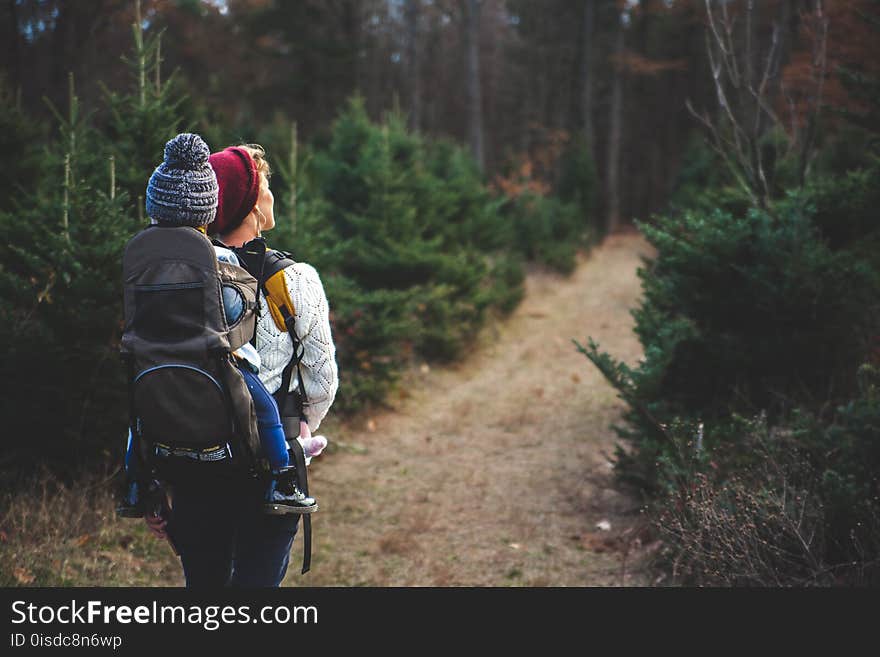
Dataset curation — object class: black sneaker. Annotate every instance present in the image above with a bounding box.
[264,468,317,515]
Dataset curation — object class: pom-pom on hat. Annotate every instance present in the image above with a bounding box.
[207,146,260,236]
[145,133,219,227]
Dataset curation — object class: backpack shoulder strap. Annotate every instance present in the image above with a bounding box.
[260,249,315,576]
[261,251,309,418]
[261,249,297,333]
[222,240,306,414]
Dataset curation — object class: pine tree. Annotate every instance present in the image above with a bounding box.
[282,97,523,411]
[0,2,202,479]
[101,0,189,215]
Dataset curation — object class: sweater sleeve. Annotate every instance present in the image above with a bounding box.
[283,262,339,432]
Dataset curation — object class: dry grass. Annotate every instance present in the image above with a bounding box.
[0,469,181,587]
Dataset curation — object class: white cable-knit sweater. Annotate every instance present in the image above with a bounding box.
[255,262,339,432]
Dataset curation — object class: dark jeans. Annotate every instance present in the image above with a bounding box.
[166,478,300,587]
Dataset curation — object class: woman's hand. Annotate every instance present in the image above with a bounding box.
[299,420,311,440]
[144,512,168,540]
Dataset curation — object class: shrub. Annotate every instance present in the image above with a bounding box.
[581,189,880,491]
[656,380,880,586]
[502,191,589,274]
[580,152,880,584]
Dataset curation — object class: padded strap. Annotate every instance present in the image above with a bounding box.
[284,417,311,574]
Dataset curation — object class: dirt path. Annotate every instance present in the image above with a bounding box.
[298,233,653,586]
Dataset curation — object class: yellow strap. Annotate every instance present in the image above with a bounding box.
[263,268,296,332]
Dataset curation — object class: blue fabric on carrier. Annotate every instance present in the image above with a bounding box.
[238,365,290,471]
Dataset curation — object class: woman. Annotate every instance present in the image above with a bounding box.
[148,143,339,587]
[207,144,339,435]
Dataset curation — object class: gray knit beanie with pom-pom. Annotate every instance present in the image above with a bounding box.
[145,133,219,226]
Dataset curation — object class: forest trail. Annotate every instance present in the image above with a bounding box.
[301,232,653,586]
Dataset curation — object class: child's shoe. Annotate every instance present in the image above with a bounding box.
[264,467,317,515]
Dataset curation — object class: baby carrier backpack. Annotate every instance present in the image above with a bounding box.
[120,224,262,482]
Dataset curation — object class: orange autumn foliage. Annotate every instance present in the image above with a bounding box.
[492,124,569,199]
[781,0,880,130]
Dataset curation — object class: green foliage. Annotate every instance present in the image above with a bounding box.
[0,99,138,480]
[806,156,880,269]
[581,139,880,583]
[656,384,880,586]
[265,97,528,413]
[557,133,599,235]
[101,25,190,207]
[0,78,46,213]
[667,133,751,217]
[595,3,880,584]
[502,192,589,274]
[0,21,187,484]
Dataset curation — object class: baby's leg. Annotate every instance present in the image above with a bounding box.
[238,365,290,471]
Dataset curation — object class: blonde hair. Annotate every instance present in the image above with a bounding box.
[230,144,271,232]
[235,143,271,187]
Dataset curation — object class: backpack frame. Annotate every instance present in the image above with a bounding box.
[121,225,263,483]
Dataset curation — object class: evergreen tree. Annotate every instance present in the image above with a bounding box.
[276,97,524,411]
[0,7,201,481]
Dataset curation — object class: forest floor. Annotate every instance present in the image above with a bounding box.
[1,231,656,587]
[300,230,655,586]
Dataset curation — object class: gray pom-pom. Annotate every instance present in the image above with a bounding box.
[163,133,210,170]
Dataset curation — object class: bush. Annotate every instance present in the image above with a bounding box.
[656,376,880,586]
[580,158,880,584]
[502,191,590,274]
[557,132,599,235]
[667,133,752,218]
[581,189,880,492]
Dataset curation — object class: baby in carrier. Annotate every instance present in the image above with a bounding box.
[117,133,325,518]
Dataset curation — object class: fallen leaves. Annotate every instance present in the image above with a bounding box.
[13,567,35,585]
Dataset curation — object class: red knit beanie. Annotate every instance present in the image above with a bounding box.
[207,146,260,235]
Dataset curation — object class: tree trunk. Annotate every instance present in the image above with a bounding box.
[7,0,21,90]
[463,0,484,171]
[580,0,595,148]
[343,0,361,98]
[606,14,624,233]
[405,0,422,132]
